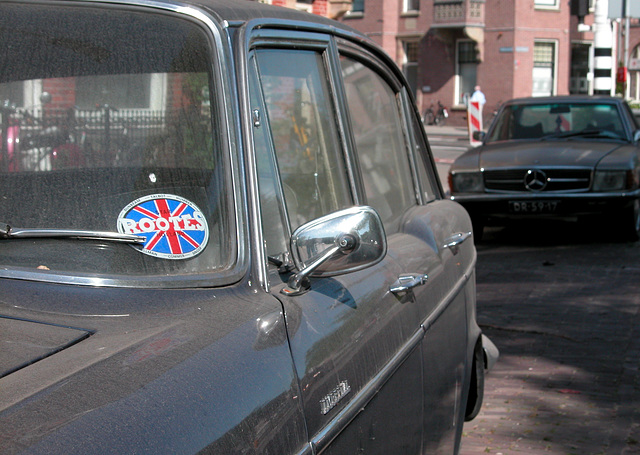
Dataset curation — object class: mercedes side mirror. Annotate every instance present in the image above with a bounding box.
[472,130,486,142]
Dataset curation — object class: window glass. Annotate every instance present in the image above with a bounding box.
[488,103,625,142]
[0,81,24,106]
[403,0,420,12]
[255,49,352,231]
[351,0,365,13]
[533,41,556,97]
[75,74,152,109]
[248,57,289,260]
[340,56,416,232]
[457,40,478,105]
[410,113,438,202]
[0,4,234,284]
[534,0,558,7]
[403,41,419,95]
[570,43,591,95]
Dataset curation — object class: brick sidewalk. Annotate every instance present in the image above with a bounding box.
[460,228,640,454]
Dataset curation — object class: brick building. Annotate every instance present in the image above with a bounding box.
[5,0,640,129]
[266,0,640,127]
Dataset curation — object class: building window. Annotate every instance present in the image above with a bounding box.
[403,41,419,95]
[75,74,152,109]
[403,0,419,13]
[351,0,364,14]
[533,41,556,96]
[456,40,479,105]
[0,81,25,107]
[570,42,591,95]
[630,45,640,102]
[296,0,313,12]
[534,0,559,8]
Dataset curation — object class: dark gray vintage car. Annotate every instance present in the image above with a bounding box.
[0,1,497,453]
[450,95,640,241]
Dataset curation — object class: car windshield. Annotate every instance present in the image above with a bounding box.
[487,102,627,143]
[0,4,235,286]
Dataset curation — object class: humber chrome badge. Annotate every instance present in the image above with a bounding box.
[117,194,209,259]
[524,169,548,191]
[320,380,351,415]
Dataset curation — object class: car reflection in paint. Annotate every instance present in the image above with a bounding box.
[450,95,640,241]
[0,1,497,454]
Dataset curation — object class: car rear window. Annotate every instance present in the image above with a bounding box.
[0,4,236,286]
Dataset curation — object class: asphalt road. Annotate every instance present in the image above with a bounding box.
[427,127,640,454]
[459,222,640,455]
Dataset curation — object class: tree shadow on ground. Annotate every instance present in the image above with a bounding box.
[460,218,640,454]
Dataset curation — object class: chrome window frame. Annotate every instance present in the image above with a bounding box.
[238,19,445,291]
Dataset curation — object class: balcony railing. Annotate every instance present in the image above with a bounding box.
[433,0,485,27]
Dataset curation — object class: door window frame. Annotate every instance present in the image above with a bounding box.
[247,31,359,283]
[245,28,443,289]
[336,38,441,206]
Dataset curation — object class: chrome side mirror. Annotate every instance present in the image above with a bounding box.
[281,206,386,296]
[633,129,640,143]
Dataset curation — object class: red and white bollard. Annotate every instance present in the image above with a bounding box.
[468,101,483,146]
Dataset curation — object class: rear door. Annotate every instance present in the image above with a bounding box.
[247,31,424,454]
[336,43,476,453]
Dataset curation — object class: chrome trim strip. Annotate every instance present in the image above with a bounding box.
[293,442,314,455]
[310,327,425,454]
[235,24,270,292]
[422,251,476,332]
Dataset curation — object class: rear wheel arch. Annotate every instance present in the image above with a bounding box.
[464,337,485,421]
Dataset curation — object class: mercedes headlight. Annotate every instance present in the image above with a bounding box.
[450,171,484,193]
[592,170,630,191]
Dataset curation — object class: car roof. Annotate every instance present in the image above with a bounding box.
[504,95,625,105]
[189,0,340,24]
[87,0,362,35]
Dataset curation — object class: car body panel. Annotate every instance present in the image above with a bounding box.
[397,201,477,453]
[0,279,308,454]
[473,140,624,169]
[0,0,495,453]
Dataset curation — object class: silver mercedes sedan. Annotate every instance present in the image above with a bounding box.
[449,96,640,241]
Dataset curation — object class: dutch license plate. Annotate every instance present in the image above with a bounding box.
[509,200,560,213]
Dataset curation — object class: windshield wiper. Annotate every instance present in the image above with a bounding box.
[541,129,624,141]
[0,223,145,245]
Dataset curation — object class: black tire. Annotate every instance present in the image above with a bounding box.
[619,200,640,241]
[435,112,446,126]
[471,214,485,243]
[465,339,485,421]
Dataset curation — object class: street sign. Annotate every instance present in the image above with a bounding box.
[617,67,628,82]
[609,0,640,19]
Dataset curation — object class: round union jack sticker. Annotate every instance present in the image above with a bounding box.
[117,194,209,260]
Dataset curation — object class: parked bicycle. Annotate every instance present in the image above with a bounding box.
[422,100,448,126]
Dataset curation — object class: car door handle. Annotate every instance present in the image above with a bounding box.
[443,231,472,255]
[390,273,429,294]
